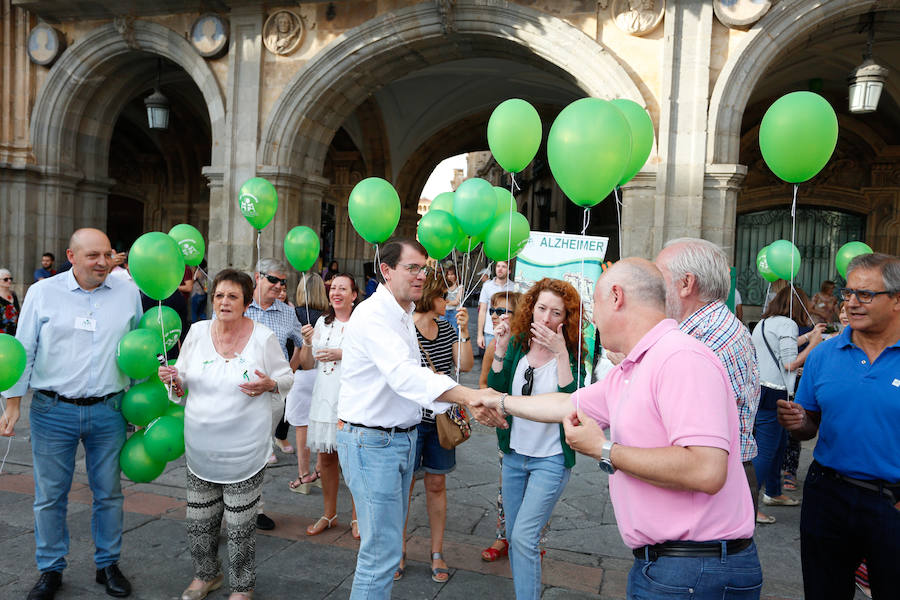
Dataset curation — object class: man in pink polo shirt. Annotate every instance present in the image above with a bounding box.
[471,259,760,599]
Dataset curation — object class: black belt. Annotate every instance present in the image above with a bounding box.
[633,538,752,561]
[813,461,900,504]
[36,389,121,407]
[344,421,416,434]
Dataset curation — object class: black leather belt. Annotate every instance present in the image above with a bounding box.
[633,538,752,560]
[36,389,121,407]
[345,421,416,434]
[813,461,900,504]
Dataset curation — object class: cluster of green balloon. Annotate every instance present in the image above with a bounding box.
[348,177,401,244]
[116,329,165,379]
[239,177,279,230]
[284,226,320,272]
[119,380,185,483]
[759,92,838,183]
[129,232,186,301]
[547,98,653,208]
[139,305,182,352]
[757,240,801,282]
[835,241,873,279]
[487,99,542,173]
[168,224,205,266]
[0,334,26,392]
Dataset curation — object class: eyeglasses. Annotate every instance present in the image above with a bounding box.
[1,277,11,282]
[489,307,510,316]
[261,272,287,287]
[521,365,535,396]
[838,287,893,304]
[398,263,432,276]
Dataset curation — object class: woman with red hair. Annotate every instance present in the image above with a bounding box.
[487,278,585,600]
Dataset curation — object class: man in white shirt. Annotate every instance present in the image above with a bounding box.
[477,260,517,350]
[336,238,499,599]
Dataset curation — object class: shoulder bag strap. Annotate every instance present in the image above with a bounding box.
[760,320,786,373]
[416,337,437,373]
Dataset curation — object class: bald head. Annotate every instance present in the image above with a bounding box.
[67,228,113,290]
[69,228,109,253]
[597,258,666,311]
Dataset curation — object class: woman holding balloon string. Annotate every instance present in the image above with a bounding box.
[158,269,293,600]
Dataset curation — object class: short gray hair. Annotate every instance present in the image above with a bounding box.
[601,259,666,310]
[0,268,10,280]
[847,253,900,293]
[256,258,288,276]
[662,238,730,302]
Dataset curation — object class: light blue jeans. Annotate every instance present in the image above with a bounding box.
[502,450,570,600]
[30,390,127,573]
[337,423,417,600]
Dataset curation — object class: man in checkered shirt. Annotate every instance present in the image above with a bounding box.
[655,238,762,515]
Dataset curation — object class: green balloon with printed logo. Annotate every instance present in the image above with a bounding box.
[117,329,165,380]
[453,178,497,237]
[483,212,531,262]
[430,191,455,215]
[284,226,321,272]
[120,430,166,483]
[487,99,542,173]
[122,380,169,427]
[610,99,655,186]
[238,177,278,230]
[417,210,462,260]
[167,224,205,267]
[766,240,801,280]
[348,177,401,244]
[0,334,26,392]
[756,246,779,283]
[139,305,182,351]
[835,241,873,279]
[143,415,185,462]
[493,187,517,220]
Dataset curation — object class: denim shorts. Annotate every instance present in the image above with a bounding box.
[414,419,456,476]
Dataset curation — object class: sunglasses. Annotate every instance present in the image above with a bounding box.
[261,272,287,287]
[489,307,510,316]
[521,365,535,396]
[1,277,11,282]
[838,287,892,304]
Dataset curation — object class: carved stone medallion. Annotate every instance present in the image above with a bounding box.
[27,22,66,66]
[611,0,665,37]
[713,0,771,29]
[263,10,305,56]
[190,14,229,59]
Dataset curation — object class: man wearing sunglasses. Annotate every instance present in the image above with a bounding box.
[778,253,900,599]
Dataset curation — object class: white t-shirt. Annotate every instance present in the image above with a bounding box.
[510,356,563,458]
[478,278,518,336]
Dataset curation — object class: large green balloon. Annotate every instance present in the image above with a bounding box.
[487,99,542,173]
[120,430,166,483]
[548,98,632,207]
[767,240,801,280]
[139,305,182,351]
[759,92,838,183]
[122,380,169,427]
[417,210,462,260]
[430,191,455,214]
[835,241,873,279]
[167,224,205,267]
[493,187,517,221]
[0,334,26,392]
[454,234,483,254]
[117,329,165,380]
[164,401,185,420]
[610,99,654,186]
[284,226,320,272]
[453,178,496,237]
[483,212,531,262]
[239,177,278,230]
[129,232,186,301]
[756,246,779,283]
[348,177,401,244]
[143,415,185,462]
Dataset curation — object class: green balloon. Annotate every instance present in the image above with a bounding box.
[0,333,26,392]
[756,246,779,283]
[348,177,401,244]
[453,178,496,237]
[139,305,182,351]
[430,192,455,214]
[164,401,185,420]
[167,224,205,267]
[120,430,166,483]
[493,187,517,221]
[454,234,482,254]
[122,380,169,427]
[284,226,320,272]
[117,329,165,380]
[759,91,838,183]
[417,210,461,260]
[483,212,531,262]
[129,232,186,301]
[143,415,185,462]
[610,99,654,186]
[767,240,801,280]
[239,177,278,230]
[548,98,632,207]
[835,241,873,279]
[487,99,542,173]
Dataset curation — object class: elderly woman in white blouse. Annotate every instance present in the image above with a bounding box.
[158,269,293,600]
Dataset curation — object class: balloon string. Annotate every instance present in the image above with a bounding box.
[505,172,515,309]
[784,184,799,400]
[575,207,591,390]
[159,299,172,401]
[614,186,623,259]
[437,262,462,383]
[303,272,310,325]
[255,230,262,308]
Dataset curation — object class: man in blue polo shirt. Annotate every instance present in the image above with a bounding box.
[778,252,900,599]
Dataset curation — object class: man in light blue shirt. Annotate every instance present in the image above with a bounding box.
[0,228,143,600]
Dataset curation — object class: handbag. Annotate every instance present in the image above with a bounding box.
[417,337,471,449]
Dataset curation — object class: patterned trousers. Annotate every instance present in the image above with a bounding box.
[185,468,264,593]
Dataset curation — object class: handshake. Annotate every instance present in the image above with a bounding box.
[460,387,509,428]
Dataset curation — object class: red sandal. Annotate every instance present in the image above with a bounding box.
[481,539,509,562]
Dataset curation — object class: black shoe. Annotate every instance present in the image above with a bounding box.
[256,513,275,530]
[96,564,132,597]
[27,571,62,600]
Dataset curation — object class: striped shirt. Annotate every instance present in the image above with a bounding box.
[245,299,304,360]
[417,318,458,422]
[680,301,760,462]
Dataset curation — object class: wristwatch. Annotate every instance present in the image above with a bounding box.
[598,440,616,474]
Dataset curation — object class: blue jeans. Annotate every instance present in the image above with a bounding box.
[627,541,762,599]
[337,423,417,600]
[502,451,570,600]
[30,390,127,573]
[191,293,207,323]
[752,388,788,498]
[443,308,459,335]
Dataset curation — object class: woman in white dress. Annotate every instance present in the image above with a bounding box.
[158,269,293,600]
[299,273,360,538]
